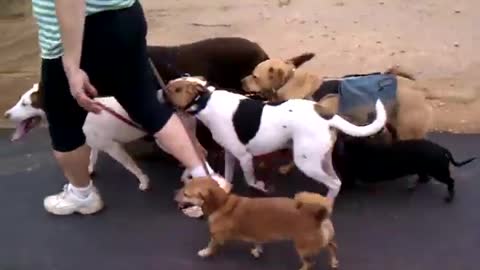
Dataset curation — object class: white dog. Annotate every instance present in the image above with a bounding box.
[4,84,154,190]
[163,76,387,199]
[4,83,203,191]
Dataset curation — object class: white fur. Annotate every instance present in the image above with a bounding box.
[173,77,387,198]
[5,84,194,191]
[4,84,46,122]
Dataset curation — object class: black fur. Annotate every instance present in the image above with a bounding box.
[232,99,265,145]
[333,137,477,202]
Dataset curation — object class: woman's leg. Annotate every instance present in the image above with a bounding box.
[41,60,103,215]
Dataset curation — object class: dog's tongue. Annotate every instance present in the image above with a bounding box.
[10,122,27,142]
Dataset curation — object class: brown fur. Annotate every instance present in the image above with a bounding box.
[164,77,207,109]
[241,53,322,101]
[175,177,338,270]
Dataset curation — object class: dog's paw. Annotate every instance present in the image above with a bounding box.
[138,176,150,191]
[182,206,204,218]
[330,260,339,269]
[250,245,263,259]
[198,247,213,258]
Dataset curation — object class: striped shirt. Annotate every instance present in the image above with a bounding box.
[32,0,136,59]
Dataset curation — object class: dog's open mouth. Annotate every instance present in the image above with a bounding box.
[11,116,42,142]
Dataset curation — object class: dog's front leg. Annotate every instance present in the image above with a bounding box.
[224,150,236,183]
[198,238,221,258]
[327,240,339,269]
[239,154,268,193]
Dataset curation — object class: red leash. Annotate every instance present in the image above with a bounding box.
[95,102,145,131]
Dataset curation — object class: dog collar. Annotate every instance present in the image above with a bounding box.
[185,90,212,115]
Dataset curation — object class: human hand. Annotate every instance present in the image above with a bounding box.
[65,67,102,114]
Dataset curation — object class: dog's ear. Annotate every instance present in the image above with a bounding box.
[313,207,329,221]
[289,52,316,67]
[190,83,207,94]
[30,91,40,109]
[286,52,315,68]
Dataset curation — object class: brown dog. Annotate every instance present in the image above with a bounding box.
[175,177,338,270]
[242,57,432,140]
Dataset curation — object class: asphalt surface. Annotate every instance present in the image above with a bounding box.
[0,128,479,270]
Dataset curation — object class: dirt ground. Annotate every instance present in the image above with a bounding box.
[1,0,479,133]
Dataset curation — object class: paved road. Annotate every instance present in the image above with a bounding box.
[0,128,479,270]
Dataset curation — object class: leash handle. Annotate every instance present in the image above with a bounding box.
[148,58,212,178]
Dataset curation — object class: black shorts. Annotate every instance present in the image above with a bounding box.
[41,1,173,152]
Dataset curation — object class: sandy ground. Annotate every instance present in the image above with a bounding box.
[0,0,479,132]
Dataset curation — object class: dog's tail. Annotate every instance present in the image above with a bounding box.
[287,53,316,68]
[445,151,477,167]
[384,65,416,81]
[294,192,332,223]
[327,99,387,137]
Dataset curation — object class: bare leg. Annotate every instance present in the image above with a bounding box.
[154,114,209,173]
[44,144,104,215]
[54,144,91,188]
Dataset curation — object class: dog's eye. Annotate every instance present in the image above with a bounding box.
[175,88,182,93]
[21,101,28,106]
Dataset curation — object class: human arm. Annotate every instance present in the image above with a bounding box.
[55,0,102,113]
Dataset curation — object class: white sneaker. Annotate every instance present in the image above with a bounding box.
[43,184,104,215]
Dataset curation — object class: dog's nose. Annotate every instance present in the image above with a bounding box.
[4,112,11,119]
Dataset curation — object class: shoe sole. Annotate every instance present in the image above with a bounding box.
[46,201,105,216]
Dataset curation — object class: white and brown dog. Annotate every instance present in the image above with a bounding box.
[4,83,156,190]
[163,76,387,199]
[4,83,216,191]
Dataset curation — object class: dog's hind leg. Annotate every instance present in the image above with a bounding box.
[295,151,341,200]
[239,154,268,193]
[88,148,99,177]
[431,171,455,203]
[101,141,150,191]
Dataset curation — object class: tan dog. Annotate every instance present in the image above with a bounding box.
[175,177,338,270]
[243,58,432,140]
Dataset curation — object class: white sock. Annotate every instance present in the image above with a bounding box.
[189,163,214,178]
[69,181,94,199]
